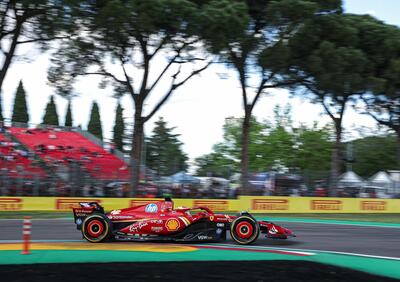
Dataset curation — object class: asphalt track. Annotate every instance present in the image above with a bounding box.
[1,219,400,258]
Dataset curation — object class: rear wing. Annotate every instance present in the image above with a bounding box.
[72,202,105,230]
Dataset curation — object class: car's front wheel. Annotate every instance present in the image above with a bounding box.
[82,214,112,243]
[230,215,259,245]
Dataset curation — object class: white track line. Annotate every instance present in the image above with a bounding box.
[262,219,400,229]
[204,243,400,261]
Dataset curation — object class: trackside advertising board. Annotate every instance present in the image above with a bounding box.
[240,196,400,213]
[0,197,240,212]
[0,197,399,213]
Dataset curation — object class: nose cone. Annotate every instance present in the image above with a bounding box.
[281,226,296,237]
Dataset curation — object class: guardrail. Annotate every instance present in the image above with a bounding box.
[1,196,399,213]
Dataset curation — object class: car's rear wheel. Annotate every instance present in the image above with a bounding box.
[230,216,259,245]
[82,214,112,243]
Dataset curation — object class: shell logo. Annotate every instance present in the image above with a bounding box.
[166,218,180,231]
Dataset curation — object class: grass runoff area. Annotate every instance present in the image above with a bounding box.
[1,212,400,223]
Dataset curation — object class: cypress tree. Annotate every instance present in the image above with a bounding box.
[112,102,125,151]
[88,101,103,140]
[65,100,73,127]
[11,81,29,123]
[146,117,188,176]
[42,96,59,126]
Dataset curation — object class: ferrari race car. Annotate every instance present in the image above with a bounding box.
[72,198,295,245]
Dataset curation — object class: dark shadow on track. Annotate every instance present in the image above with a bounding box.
[0,261,397,282]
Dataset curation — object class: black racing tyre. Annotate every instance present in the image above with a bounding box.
[230,215,260,245]
[82,214,112,243]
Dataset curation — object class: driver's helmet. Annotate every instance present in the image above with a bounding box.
[161,197,173,212]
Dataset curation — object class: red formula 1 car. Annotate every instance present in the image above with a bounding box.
[72,198,295,245]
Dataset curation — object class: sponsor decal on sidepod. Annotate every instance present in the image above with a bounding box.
[145,203,158,213]
[166,218,180,231]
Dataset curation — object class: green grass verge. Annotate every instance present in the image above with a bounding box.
[0,211,400,223]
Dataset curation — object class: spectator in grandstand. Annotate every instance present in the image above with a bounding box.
[35,144,46,153]
[315,187,327,197]
[94,185,104,197]
[79,146,89,154]
[82,184,91,197]
[22,129,34,134]
[80,155,92,163]
[47,145,56,150]
[290,187,300,196]
[109,142,116,154]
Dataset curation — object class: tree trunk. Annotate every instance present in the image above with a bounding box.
[130,107,144,197]
[0,20,22,93]
[329,122,342,196]
[240,109,251,195]
[396,132,400,170]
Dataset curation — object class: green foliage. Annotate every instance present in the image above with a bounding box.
[47,1,215,195]
[288,14,376,104]
[194,150,234,179]
[112,102,125,151]
[0,0,78,99]
[293,124,333,172]
[87,102,103,141]
[42,95,59,126]
[65,100,73,127]
[11,81,29,123]
[0,0,77,47]
[195,106,334,176]
[48,0,210,97]
[198,0,342,190]
[145,117,188,176]
[357,17,400,135]
[352,135,398,177]
[282,13,391,189]
[196,106,333,177]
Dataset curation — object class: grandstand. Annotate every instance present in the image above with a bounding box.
[0,132,46,179]
[9,127,130,181]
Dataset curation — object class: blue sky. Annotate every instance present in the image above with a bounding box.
[344,0,400,26]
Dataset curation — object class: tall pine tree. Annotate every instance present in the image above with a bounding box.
[65,100,73,127]
[42,96,59,126]
[146,117,188,176]
[112,102,125,151]
[88,101,103,141]
[11,81,29,123]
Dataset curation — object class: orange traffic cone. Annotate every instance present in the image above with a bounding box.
[22,216,32,255]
